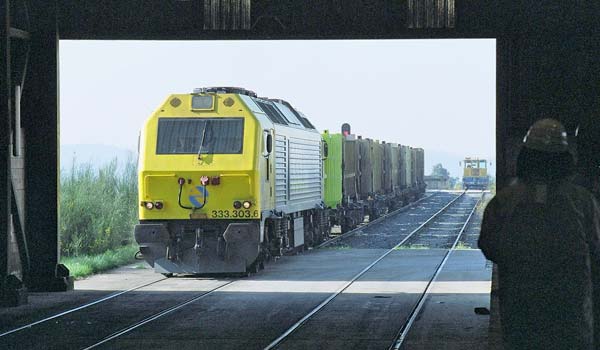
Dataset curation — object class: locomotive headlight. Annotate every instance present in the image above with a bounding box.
[233,201,242,209]
[243,201,252,209]
[145,202,155,210]
[200,176,210,186]
[155,201,164,210]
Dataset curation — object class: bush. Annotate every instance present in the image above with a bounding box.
[60,158,138,256]
[61,245,139,278]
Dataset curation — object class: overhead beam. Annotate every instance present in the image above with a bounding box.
[55,0,504,40]
[55,1,600,40]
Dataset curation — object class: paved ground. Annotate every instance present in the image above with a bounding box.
[0,264,163,334]
[277,250,447,350]
[0,191,494,349]
[0,249,493,349]
[400,250,492,350]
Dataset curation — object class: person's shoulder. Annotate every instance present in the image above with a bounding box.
[482,181,522,212]
[562,180,594,198]
[494,179,526,199]
[560,180,599,209]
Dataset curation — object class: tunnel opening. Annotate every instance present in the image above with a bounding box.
[57,38,496,281]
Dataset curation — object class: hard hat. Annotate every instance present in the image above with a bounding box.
[523,118,569,153]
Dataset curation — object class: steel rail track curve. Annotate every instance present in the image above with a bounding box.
[83,280,236,350]
[0,276,168,338]
[263,191,467,350]
[390,191,484,350]
[316,192,437,249]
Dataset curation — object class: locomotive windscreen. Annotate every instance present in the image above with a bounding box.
[156,118,244,154]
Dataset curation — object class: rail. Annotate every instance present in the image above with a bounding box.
[83,280,236,349]
[263,190,468,350]
[0,276,168,338]
[390,190,484,349]
[316,192,437,249]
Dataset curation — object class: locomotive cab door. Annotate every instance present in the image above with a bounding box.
[262,128,275,212]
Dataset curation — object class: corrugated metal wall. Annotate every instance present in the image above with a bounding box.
[407,0,455,29]
[203,0,251,30]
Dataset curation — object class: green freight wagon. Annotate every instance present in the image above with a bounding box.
[322,131,343,209]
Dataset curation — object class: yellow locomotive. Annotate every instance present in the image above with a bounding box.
[135,87,327,274]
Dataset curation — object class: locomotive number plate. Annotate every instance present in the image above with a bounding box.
[211,210,259,218]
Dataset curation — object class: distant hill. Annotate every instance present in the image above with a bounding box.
[60,144,494,179]
[60,144,137,172]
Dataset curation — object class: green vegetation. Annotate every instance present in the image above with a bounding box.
[454,241,473,250]
[59,158,139,278]
[395,244,429,250]
[431,163,450,178]
[430,163,459,189]
[61,245,139,279]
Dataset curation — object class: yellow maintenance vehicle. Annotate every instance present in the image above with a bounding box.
[135,87,327,275]
[462,157,489,190]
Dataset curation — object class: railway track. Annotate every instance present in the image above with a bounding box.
[1,191,475,349]
[0,277,231,349]
[0,276,167,338]
[390,191,483,350]
[317,193,436,249]
[324,191,464,250]
[83,280,235,350]
[0,194,442,343]
[264,191,483,350]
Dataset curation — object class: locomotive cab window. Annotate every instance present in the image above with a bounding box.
[156,118,244,154]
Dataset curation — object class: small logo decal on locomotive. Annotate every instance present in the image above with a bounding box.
[189,186,209,207]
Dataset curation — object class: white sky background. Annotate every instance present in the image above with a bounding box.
[60,39,495,177]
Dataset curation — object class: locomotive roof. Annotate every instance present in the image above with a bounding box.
[193,87,318,132]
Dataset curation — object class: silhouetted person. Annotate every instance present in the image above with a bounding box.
[574,116,600,349]
[479,118,600,350]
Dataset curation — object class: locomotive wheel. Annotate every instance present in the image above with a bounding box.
[341,223,351,234]
[247,261,261,274]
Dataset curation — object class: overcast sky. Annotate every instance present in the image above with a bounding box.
[59,39,495,177]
